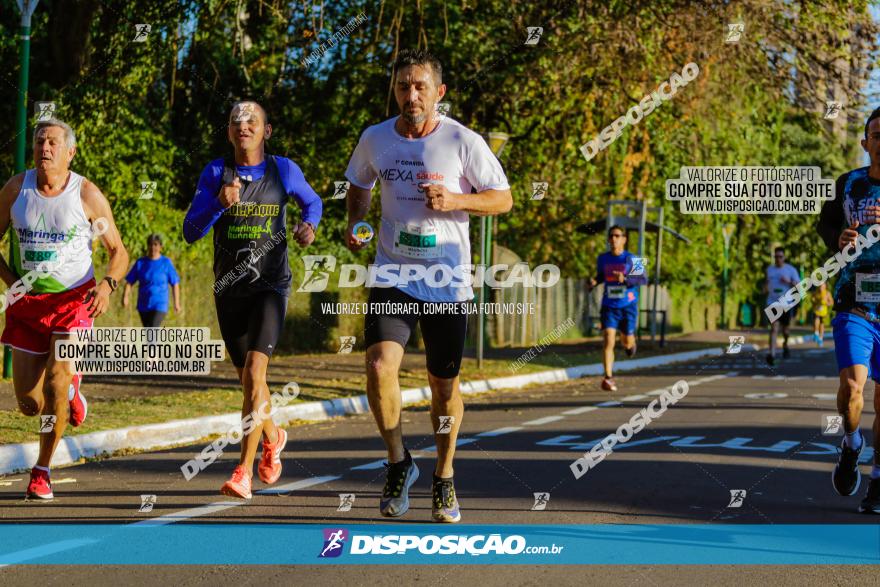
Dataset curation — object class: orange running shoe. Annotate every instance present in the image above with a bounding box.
[257,428,287,484]
[220,465,253,499]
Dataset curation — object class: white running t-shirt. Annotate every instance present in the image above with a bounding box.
[345,116,510,302]
[766,263,800,304]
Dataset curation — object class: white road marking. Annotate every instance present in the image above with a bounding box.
[257,475,342,495]
[812,393,837,401]
[620,394,648,402]
[477,426,524,437]
[522,415,565,426]
[744,393,789,399]
[561,406,599,415]
[132,476,340,526]
[131,501,243,527]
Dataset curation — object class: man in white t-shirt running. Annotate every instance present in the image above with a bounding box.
[765,246,800,366]
[344,49,512,523]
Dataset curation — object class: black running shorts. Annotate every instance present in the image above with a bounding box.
[364,287,468,379]
[138,310,167,328]
[215,291,287,368]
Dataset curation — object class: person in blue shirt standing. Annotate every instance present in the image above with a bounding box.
[587,225,646,392]
[183,100,322,500]
[122,234,181,327]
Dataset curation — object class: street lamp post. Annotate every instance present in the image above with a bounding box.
[6,0,41,378]
[476,132,509,369]
[721,223,735,329]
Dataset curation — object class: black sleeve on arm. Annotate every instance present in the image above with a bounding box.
[816,174,847,253]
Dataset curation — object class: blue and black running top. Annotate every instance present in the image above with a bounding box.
[817,167,880,316]
[183,155,322,298]
[595,250,644,309]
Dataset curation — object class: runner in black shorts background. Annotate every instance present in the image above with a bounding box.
[183,101,322,499]
[344,49,512,523]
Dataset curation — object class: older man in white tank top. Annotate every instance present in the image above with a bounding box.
[0,118,128,499]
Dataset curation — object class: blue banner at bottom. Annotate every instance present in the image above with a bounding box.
[0,524,878,565]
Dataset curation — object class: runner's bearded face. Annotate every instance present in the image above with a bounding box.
[394,64,445,125]
[228,103,271,153]
[33,126,74,173]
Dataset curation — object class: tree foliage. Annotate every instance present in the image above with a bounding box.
[0,0,877,329]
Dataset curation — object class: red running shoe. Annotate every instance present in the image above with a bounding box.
[26,467,53,500]
[68,372,87,427]
[601,377,618,392]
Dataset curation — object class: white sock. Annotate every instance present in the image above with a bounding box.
[33,465,50,474]
[844,429,864,450]
[871,465,880,480]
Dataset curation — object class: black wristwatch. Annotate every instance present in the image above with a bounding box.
[103,276,118,292]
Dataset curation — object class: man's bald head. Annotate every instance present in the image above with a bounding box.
[230,101,268,125]
[228,100,272,157]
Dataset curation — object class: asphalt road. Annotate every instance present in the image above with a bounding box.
[1,340,877,584]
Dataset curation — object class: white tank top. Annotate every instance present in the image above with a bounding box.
[10,169,94,293]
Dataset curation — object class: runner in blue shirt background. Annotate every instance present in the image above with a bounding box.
[122,233,181,327]
[587,225,646,392]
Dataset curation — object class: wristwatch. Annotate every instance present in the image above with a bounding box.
[103,276,118,292]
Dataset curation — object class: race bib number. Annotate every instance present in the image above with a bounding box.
[22,244,59,271]
[607,284,626,299]
[856,273,880,303]
[394,222,442,259]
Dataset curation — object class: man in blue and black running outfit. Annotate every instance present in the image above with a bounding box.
[183,101,322,499]
[587,225,645,392]
[818,106,880,514]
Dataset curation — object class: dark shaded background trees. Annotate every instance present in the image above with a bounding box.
[0,0,876,333]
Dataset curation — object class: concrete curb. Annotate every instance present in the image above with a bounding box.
[0,343,738,475]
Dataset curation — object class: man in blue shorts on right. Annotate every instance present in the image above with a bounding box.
[817,106,880,513]
[587,225,645,392]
